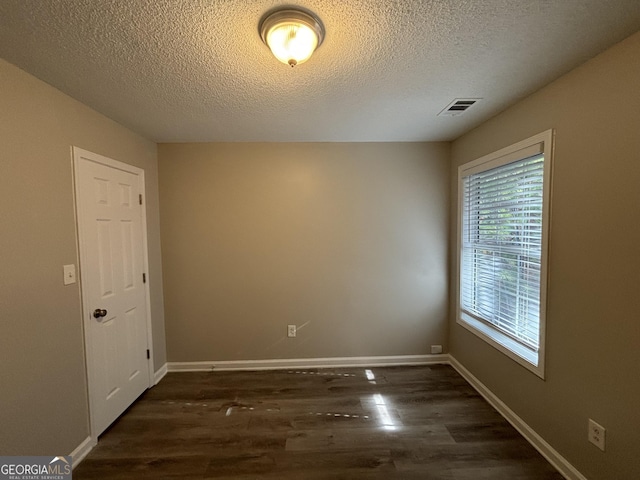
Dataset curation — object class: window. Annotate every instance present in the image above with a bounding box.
[457,130,553,378]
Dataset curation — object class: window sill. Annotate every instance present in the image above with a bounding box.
[458,312,544,379]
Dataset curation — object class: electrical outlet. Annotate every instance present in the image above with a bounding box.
[431,345,443,354]
[287,325,296,338]
[588,419,606,451]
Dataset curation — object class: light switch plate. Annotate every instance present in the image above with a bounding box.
[63,264,76,285]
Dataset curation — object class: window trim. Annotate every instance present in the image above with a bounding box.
[456,129,554,379]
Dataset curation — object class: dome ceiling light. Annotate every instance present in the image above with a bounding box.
[259,8,325,67]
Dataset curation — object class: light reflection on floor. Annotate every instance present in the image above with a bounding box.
[307,412,369,419]
[364,369,399,431]
[372,393,397,431]
[218,368,400,430]
[365,369,376,384]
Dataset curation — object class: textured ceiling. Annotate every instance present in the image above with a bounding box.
[1,1,639,142]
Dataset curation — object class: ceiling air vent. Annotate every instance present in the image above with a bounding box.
[438,98,482,117]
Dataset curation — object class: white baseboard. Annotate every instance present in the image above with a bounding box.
[154,363,168,385]
[70,436,96,469]
[449,356,586,480]
[168,354,448,372]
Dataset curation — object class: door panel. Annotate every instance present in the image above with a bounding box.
[97,220,114,297]
[121,220,135,290]
[75,148,151,437]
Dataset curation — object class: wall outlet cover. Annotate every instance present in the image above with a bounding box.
[588,418,606,451]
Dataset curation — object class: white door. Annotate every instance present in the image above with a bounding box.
[74,147,152,437]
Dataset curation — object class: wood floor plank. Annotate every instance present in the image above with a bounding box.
[73,365,563,479]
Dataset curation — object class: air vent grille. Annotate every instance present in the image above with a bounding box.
[438,98,482,116]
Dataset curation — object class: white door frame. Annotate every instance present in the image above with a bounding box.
[72,146,155,438]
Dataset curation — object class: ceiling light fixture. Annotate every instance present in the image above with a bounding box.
[259,8,325,67]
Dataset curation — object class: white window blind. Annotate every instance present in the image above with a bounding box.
[461,153,544,353]
[457,130,552,378]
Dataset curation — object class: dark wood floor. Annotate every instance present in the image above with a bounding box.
[74,365,563,479]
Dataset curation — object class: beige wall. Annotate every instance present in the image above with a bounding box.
[449,32,640,479]
[0,59,166,455]
[159,142,450,362]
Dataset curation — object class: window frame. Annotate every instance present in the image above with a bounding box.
[456,129,554,379]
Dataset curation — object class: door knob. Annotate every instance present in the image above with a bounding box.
[93,309,108,318]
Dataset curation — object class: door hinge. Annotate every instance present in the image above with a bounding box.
[139,194,143,205]
[146,349,150,360]
[143,273,146,283]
